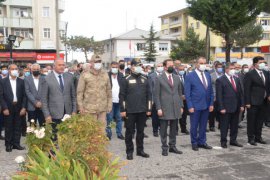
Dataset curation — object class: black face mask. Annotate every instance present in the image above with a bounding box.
[167,67,174,74]
[79,68,83,73]
[32,71,40,77]
[119,64,125,70]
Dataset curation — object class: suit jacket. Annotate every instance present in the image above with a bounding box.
[148,72,159,102]
[210,71,223,98]
[178,73,186,95]
[184,70,214,111]
[41,72,77,119]
[154,72,183,120]
[1,76,26,110]
[244,69,270,106]
[24,75,46,111]
[216,75,244,113]
[238,72,245,93]
[108,71,123,89]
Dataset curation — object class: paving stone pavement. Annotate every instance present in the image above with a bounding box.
[108,119,270,180]
[1,119,270,180]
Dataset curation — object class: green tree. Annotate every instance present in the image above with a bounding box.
[142,24,159,63]
[63,36,104,62]
[170,28,205,63]
[187,0,264,62]
[231,20,263,59]
[262,0,270,13]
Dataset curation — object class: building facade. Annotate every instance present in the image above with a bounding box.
[0,0,65,64]
[159,8,270,62]
[101,28,176,68]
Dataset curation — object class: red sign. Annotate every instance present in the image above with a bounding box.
[0,52,36,58]
[261,46,270,53]
[36,53,64,61]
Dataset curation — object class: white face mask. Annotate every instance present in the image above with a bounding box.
[243,68,249,73]
[199,64,206,72]
[44,72,48,76]
[48,70,52,74]
[94,63,102,70]
[264,66,269,71]
[11,70,19,77]
[156,67,164,73]
[127,65,131,69]
[134,66,142,74]
[258,63,266,70]
[64,68,68,73]
[229,69,236,76]
[111,68,118,74]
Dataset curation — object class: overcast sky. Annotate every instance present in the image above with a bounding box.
[62,0,187,40]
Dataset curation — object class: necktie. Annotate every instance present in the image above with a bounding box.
[260,71,265,85]
[230,76,237,92]
[180,75,184,84]
[58,75,64,92]
[168,75,173,88]
[201,72,207,89]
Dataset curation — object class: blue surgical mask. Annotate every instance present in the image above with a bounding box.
[24,72,31,77]
[2,69,8,75]
[179,71,185,76]
[217,68,223,74]
[134,66,142,74]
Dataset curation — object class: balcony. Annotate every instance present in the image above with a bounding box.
[10,18,33,28]
[8,0,32,7]
[58,0,65,13]
[170,20,182,26]
[262,25,270,31]
[169,32,181,37]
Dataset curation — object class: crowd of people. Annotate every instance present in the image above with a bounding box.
[0,55,269,162]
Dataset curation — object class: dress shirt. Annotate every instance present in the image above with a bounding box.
[9,76,17,102]
[255,68,265,83]
[195,69,208,87]
[165,72,174,85]
[33,75,39,91]
[53,71,64,86]
[111,75,120,103]
[225,73,236,86]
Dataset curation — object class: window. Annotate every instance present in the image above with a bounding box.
[260,19,270,26]
[263,33,270,40]
[159,43,168,51]
[245,47,254,52]
[162,18,168,25]
[42,7,50,17]
[14,29,30,39]
[43,28,51,38]
[137,43,146,51]
[13,8,28,17]
[190,23,194,28]
[232,47,241,52]
[171,17,179,22]
[196,22,200,29]
[257,47,261,52]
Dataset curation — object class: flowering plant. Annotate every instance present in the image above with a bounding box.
[14,156,26,171]
[25,119,53,154]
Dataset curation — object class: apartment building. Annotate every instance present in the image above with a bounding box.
[159,8,270,62]
[0,0,66,64]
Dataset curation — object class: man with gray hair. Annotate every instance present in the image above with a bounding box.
[41,59,77,141]
[25,63,46,126]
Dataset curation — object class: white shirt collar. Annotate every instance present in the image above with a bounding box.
[9,76,17,81]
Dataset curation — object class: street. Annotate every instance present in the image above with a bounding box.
[1,119,270,180]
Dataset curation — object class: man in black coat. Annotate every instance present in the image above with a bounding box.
[1,64,27,152]
[244,56,270,146]
[216,63,244,148]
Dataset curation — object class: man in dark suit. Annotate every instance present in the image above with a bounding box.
[155,59,183,156]
[1,64,27,152]
[148,62,163,137]
[185,57,214,151]
[25,63,46,126]
[244,56,270,145]
[216,63,244,148]
[176,64,189,135]
[106,61,124,140]
[41,60,77,141]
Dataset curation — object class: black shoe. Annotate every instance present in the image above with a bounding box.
[221,143,227,148]
[0,135,4,140]
[255,138,267,144]
[6,145,12,152]
[206,129,209,132]
[192,145,199,151]
[162,150,168,156]
[230,141,243,147]
[117,134,125,140]
[209,127,215,132]
[22,132,26,137]
[13,145,25,150]
[144,134,149,138]
[169,147,183,154]
[181,130,190,135]
[248,139,257,146]
[198,144,212,149]
[127,153,133,160]
[137,151,150,158]
[153,132,158,137]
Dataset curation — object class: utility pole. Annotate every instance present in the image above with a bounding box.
[65,22,68,63]
[55,0,60,59]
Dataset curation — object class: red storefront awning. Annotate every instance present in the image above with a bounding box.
[0,52,36,58]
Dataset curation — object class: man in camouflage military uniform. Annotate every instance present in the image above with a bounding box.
[120,59,152,160]
[77,55,112,127]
